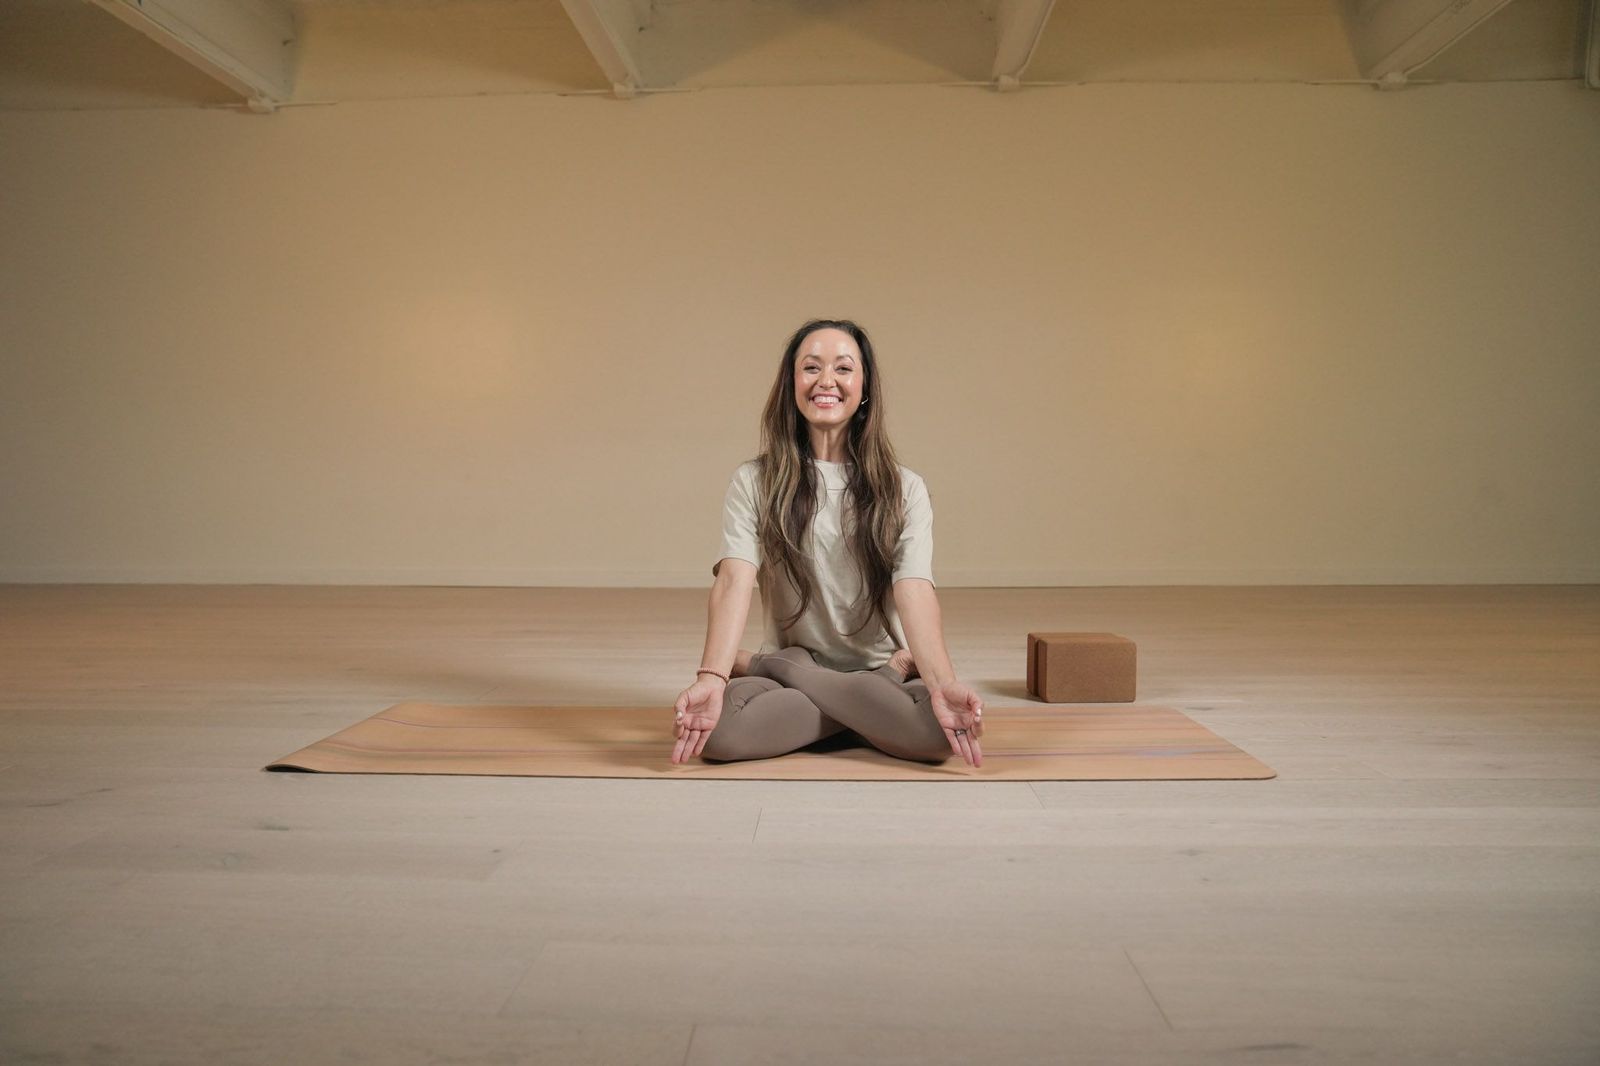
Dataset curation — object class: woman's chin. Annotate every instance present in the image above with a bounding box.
[802,409,849,424]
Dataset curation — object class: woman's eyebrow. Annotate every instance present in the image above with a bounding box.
[801,356,855,363]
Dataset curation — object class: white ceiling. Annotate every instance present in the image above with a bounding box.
[0,0,1592,112]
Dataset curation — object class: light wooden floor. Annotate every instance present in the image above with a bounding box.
[1,584,1597,1065]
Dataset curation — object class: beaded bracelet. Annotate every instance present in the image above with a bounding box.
[696,668,730,684]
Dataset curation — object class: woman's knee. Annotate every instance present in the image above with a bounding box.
[888,714,955,763]
[869,732,952,764]
[890,735,954,764]
[894,687,954,762]
[700,678,775,760]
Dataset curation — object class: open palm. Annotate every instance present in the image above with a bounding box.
[671,677,724,764]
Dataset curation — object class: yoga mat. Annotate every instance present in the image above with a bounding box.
[265,702,1276,780]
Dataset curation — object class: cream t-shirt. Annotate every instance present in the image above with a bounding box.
[712,458,936,672]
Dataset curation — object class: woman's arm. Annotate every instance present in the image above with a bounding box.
[894,576,984,766]
[700,558,758,679]
[892,577,957,687]
[673,559,757,763]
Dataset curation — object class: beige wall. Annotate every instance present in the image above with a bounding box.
[1,81,1597,587]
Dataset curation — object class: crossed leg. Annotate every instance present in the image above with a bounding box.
[747,646,952,764]
[699,675,849,762]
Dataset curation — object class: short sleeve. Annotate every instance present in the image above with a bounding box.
[892,471,935,586]
[712,463,762,578]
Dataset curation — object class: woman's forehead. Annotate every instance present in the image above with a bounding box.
[797,330,860,360]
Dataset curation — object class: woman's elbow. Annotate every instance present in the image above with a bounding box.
[714,557,759,596]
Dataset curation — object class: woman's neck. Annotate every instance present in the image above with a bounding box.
[808,427,851,464]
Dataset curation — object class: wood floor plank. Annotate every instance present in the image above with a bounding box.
[0,1004,689,1066]
[500,940,1166,1031]
[1125,946,1600,1036]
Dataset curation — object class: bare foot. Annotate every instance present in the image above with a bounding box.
[887,648,917,681]
[731,648,755,677]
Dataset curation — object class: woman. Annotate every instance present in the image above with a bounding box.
[670,318,985,768]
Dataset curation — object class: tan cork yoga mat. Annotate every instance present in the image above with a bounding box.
[265,702,1275,780]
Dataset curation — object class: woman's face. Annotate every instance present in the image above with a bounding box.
[792,328,866,429]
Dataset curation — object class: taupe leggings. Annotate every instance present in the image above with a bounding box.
[700,645,952,764]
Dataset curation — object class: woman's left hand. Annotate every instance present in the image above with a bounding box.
[927,681,984,767]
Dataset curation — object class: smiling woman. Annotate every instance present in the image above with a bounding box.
[798,346,854,417]
[670,318,986,769]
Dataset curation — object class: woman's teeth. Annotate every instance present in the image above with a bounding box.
[813,396,839,407]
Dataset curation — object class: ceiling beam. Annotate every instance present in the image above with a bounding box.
[991,0,1058,91]
[1587,0,1599,90]
[85,0,295,112]
[558,0,648,99]
[1340,0,1517,87]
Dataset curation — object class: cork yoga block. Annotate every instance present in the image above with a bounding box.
[1028,632,1137,703]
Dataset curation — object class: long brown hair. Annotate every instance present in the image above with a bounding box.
[750,319,907,639]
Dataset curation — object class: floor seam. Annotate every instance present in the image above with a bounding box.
[1122,947,1174,1032]
[493,942,546,1017]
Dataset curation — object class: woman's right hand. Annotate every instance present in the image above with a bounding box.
[671,676,726,764]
